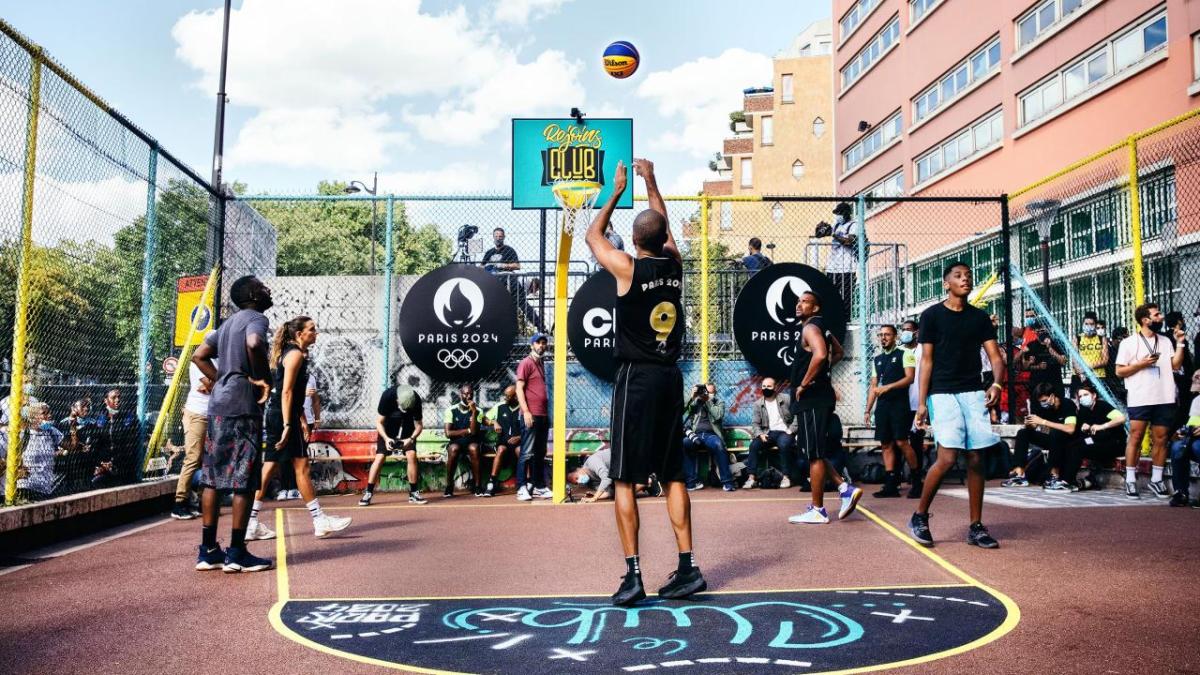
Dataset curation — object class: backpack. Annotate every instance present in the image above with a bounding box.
[860,462,886,484]
[756,467,784,489]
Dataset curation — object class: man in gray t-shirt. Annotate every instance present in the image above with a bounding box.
[191,275,275,573]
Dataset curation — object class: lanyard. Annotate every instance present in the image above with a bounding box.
[1137,332,1159,358]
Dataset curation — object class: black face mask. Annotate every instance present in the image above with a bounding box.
[762,388,775,397]
[1148,321,1164,333]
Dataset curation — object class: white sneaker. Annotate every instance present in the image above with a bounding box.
[314,514,352,538]
[275,491,290,501]
[289,489,302,500]
[246,520,276,541]
[779,476,792,489]
[533,487,553,499]
[837,483,863,520]
[788,505,829,524]
[516,485,533,501]
[743,476,756,489]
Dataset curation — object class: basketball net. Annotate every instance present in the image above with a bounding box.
[551,180,601,237]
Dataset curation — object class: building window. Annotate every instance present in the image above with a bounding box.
[1193,33,1200,83]
[761,116,774,146]
[914,108,1003,185]
[842,110,902,173]
[910,0,943,24]
[1018,10,1167,127]
[740,158,753,188]
[781,74,794,103]
[720,202,733,231]
[860,170,904,214]
[840,16,901,91]
[813,117,826,138]
[792,160,805,179]
[840,0,883,40]
[1017,0,1090,50]
[912,36,1000,124]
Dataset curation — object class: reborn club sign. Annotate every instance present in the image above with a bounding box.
[733,263,846,380]
[399,265,517,381]
[567,270,618,381]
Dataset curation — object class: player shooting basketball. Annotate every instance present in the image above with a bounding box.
[585,158,706,607]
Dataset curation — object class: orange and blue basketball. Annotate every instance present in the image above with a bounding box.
[603,41,639,79]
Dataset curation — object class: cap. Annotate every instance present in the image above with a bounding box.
[833,201,853,217]
[530,332,548,344]
[396,386,418,412]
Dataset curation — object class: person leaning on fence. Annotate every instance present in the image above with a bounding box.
[1116,302,1186,500]
[682,383,735,492]
[742,237,772,273]
[362,385,426,507]
[56,398,95,493]
[483,227,540,329]
[171,362,213,520]
[1168,371,1200,507]
[821,202,858,315]
[1069,381,1127,491]
[1072,312,1109,394]
[865,324,922,499]
[482,385,524,497]
[91,388,137,488]
[743,377,796,490]
[443,383,485,498]
[16,402,63,501]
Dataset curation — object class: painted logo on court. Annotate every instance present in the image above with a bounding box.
[398,264,517,382]
[567,270,619,381]
[733,263,846,380]
[276,585,1012,674]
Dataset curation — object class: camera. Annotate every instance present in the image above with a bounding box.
[693,384,708,399]
[389,438,407,452]
[457,224,478,243]
[684,430,700,444]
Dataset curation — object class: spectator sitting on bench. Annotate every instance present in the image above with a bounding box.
[443,384,484,498]
[1168,372,1200,507]
[744,377,796,489]
[682,383,735,492]
[482,385,524,497]
[1071,381,1127,491]
[1003,382,1079,491]
[568,448,662,502]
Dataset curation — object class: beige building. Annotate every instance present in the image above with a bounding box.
[702,20,835,259]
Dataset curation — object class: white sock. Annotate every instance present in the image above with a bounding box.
[250,499,262,520]
[307,499,324,521]
[1126,467,1137,483]
[1151,465,1164,483]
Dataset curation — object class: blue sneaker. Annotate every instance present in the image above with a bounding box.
[195,544,225,571]
[788,505,830,524]
[222,546,274,573]
[837,482,863,519]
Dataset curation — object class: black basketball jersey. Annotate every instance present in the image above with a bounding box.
[267,344,309,420]
[791,315,835,410]
[615,256,684,364]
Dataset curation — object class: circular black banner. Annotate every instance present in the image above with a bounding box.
[567,270,618,381]
[398,264,518,382]
[732,263,847,380]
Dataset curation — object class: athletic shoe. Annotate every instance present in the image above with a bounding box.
[873,485,901,498]
[611,573,646,607]
[1044,478,1072,492]
[314,514,352,538]
[646,475,663,497]
[171,502,197,520]
[275,490,292,501]
[358,491,373,507]
[188,503,202,516]
[967,522,999,549]
[1148,480,1171,499]
[409,490,428,505]
[533,487,553,499]
[1169,492,1190,507]
[906,481,923,499]
[1125,481,1140,499]
[1191,498,1200,509]
[474,485,486,497]
[686,482,705,492]
[779,476,791,489]
[245,520,276,541]
[722,483,737,492]
[516,485,533,501]
[908,512,933,547]
[1001,476,1029,488]
[1076,477,1096,491]
[222,546,273,573]
[443,487,455,499]
[787,505,830,524]
[657,568,707,599]
[742,476,756,490]
[837,483,863,520]
[484,480,497,497]
[195,544,225,571]
[289,489,301,500]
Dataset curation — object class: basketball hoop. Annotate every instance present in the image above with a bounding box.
[551,180,601,237]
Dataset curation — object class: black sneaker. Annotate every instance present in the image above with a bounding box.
[484,480,496,497]
[908,512,933,547]
[873,485,901,498]
[967,522,999,549]
[358,491,373,507]
[1169,492,1190,507]
[222,546,274,573]
[195,544,225,571]
[906,481,923,499]
[611,572,646,607]
[1148,480,1171,499]
[172,502,197,520]
[657,567,707,599]
[443,487,455,499]
[409,490,428,505]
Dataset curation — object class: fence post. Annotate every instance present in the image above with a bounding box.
[700,196,710,383]
[5,49,42,505]
[380,195,395,389]
[856,195,868,415]
[1127,136,1145,314]
[1000,195,1016,422]
[135,146,159,478]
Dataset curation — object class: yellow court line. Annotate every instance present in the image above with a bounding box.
[293,495,819,511]
[275,508,290,602]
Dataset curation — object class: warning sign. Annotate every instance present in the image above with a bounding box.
[174,275,214,347]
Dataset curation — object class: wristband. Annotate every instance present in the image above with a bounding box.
[990,382,1003,390]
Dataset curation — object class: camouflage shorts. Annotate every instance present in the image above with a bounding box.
[201,415,262,493]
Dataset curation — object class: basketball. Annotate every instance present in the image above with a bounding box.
[603,41,639,79]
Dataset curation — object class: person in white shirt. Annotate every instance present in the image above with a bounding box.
[171,362,212,519]
[825,202,858,315]
[1115,302,1187,499]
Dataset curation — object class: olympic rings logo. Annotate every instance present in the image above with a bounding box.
[437,348,479,369]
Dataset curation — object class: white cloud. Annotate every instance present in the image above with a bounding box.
[636,48,772,158]
[493,0,572,24]
[378,162,507,195]
[227,108,409,172]
[0,173,147,247]
[664,166,719,197]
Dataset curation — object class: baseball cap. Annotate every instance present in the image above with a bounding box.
[396,386,418,411]
[530,332,548,344]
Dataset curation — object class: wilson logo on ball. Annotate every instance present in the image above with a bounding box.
[603,41,639,79]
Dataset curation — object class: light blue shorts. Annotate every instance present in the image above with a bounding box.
[928,390,1000,451]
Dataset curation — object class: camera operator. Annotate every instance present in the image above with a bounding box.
[363,385,426,506]
[482,227,540,329]
[681,383,735,492]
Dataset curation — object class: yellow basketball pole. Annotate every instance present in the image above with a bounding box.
[1127,137,1146,315]
[551,212,572,503]
[699,196,710,383]
[5,50,41,505]
[970,270,999,308]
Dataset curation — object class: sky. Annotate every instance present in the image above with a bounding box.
[3,0,829,198]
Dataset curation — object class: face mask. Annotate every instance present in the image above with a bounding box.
[1083,325,1096,336]
[1078,394,1094,408]
[506,397,517,407]
[835,214,847,225]
[1038,399,1053,409]
[39,421,54,431]
[1096,328,1106,337]
[576,474,590,486]
[107,405,119,415]
[1024,317,1037,328]
[1148,321,1164,333]
[899,330,914,344]
[761,388,775,397]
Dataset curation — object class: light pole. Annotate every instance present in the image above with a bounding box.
[344,172,379,274]
[1027,199,1060,312]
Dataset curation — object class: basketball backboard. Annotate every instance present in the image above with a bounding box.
[511,117,633,210]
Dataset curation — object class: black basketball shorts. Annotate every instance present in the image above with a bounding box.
[610,361,687,485]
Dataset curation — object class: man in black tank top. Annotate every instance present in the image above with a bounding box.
[586,158,705,607]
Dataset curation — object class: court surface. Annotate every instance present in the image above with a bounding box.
[2,484,1198,674]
